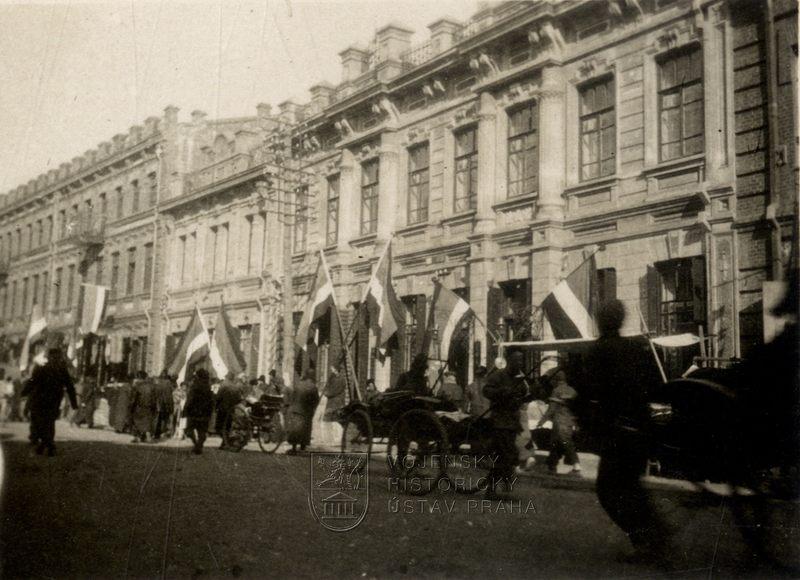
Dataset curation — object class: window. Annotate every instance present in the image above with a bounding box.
[0,284,6,321]
[25,224,32,252]
[22,277,28,312]
[99,193,107,221]
[293,186,308,254]
[360,159,379,235]
[110,252,120,298]
[246,217,256,274]
[326,175,340,246]
[116,186,124,220]
[408,143,430,224]
[143,243,154,290]
[580,77,616,180]
[67,265,75,306]
[10,281,16,317]
[508,103,538,197]
[597,268,617,305]
[454,126,478,211]
[658,47,704,161]
[85,199,93,228]
[131,180,140,214]
[42,272,48,310]
[179,235,187,285]
[127,247,136,295]
[33,220,41,248]
[32,274,39,306]
[54,268,62,308]
[45,216,52,245]
[95,255,104,286]
[148,173,157,207]
[58,211,66,239]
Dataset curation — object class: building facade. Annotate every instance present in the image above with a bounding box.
[0,0,796,387]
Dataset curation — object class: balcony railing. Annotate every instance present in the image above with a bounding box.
[186,153,254,193]
[400,40,433,68]
[63,213,105,247]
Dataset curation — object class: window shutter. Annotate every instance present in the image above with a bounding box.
[646,265,661,334]
[691,257,707,327]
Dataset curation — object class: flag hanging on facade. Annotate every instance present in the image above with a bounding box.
[364,241,404,351]
[79,283,108,334]
[209,302,246,378]
[295,252,335,350]
[425,282,473,361]
[167,306,212,384]
[19,304,47,372]
[541,254,599,339]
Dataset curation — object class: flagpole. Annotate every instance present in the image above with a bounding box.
[636,305,668,384]
[320,249,361,402]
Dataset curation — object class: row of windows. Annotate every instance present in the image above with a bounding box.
[0,173,157,261]
[316,47,704,240]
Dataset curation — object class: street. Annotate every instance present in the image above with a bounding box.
[0,420,791,579]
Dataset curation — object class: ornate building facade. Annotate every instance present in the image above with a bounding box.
[0,0,796,386]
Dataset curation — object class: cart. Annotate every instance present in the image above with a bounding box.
[226,395,285,453]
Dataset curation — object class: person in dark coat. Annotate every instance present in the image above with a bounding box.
[483,350,529,499]
[23,348,78,456]
[538,369,581,475]
[286,369,320,454]
[184,368,214,454]
[72,377,98,428]
[216,372,242,449]
[322,366,346,422]
[129,372,157,443]
[393,353,429,394]
[153,372,175,440]
[586,299,667,561]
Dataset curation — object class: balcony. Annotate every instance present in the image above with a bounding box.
[63,212,105,248]
[185,153,254,193]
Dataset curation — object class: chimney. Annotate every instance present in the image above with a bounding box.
[191,110,207,124]
[339,46,370,82]
[309,83,334,112]
[375,23,414,62]
[163,105,179,127]
[256,103,272,120]
[428,18,461,54]
[278,100,300,124]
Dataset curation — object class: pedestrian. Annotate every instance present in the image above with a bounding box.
[0,374,14,424]
[184,368,214,455]
[10,373,24,421]
[364,378,378,402]
[537,369,581,475]
[465,366,490,417]
[322,366,346,422]
[286,368,320,454]
[482,350,529,500]
[22,348,78,456]
[439,370,465,411]
[256,374,268,396]
[267,369,284,396]
[72,377,98,429]
[172,381,188,439]
[153,371,175,440]
[216,372,242,450]
[586,299,668,562]
[129,371,157,443]
[393,353,428,394]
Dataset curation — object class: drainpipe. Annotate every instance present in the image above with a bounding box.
[764,0,782,280]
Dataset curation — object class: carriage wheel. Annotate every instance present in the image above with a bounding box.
[256,412,285,454]
[341,409,373,458]
[387,409,448,496]
[226,410,252,452]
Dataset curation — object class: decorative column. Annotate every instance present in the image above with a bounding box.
[536,66,566,221]
[337,150,359,246]
[475,91,498,234]
[377,132,400,241]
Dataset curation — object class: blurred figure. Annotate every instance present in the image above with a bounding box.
[72,377,98,429]
[216,372,242,450]
[364,378,378,402]
[172,381,188,439]
[0,373,14,424]
[394,353,429,394]
[23,348,77,456]
[184,369,214,454]
[267,369,285,396]
[153,371,175,440]
[129,371,157,443]
[286,369,320,454]
[439,371,465,411]
[587,299,667,561]
[465,366,490,417]
[323,366,346,422]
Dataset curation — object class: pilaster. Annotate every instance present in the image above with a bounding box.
[536,66,566,221]
[475,92,498,234]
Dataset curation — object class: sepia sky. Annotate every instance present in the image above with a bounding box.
[0,0,479,193]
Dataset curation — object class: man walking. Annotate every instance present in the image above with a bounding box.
[483,350,529,499]
[216,372,242,450]
[184,368,214,455]
[23,348,78,456]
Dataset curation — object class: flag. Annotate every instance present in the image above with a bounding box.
[79,283,108,334]
[167,307,211,384]
[364,241,404,351]
[209,302,246,378]
[295,252,335,350]
[19,304,47,372]
[541,254,598,339]
[425,282,473,361]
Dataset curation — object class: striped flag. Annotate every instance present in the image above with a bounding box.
[167,306,212,384]
[79,283,108,334]
[209,302,246,378]
[19,304,47,372]
[364,241,404,351]
[425,282,473,361]
[295,252,334,350]
[541,254,599,339]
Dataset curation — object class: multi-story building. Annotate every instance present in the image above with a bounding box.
[0,0,796,388]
